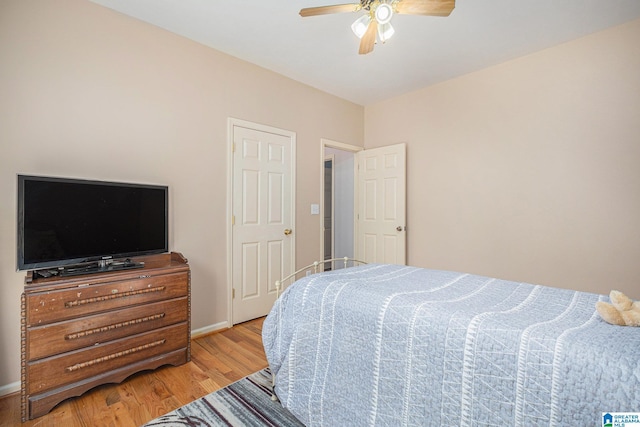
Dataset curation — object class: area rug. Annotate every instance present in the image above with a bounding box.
[143,368,304,426]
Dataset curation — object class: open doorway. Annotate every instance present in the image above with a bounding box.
[324,155,334,269]
[321,139,361,270]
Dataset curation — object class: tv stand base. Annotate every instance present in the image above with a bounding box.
[60,260,145,277]
[32,260,145,280]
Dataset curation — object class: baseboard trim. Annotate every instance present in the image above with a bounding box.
[0,381,20,397]
[191,320,229,339]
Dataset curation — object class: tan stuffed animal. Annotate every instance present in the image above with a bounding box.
[596,290,640,327]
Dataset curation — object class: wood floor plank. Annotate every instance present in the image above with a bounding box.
[0,317,267,427]
[197,334,266,377]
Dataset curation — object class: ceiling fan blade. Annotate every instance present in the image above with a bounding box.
[299,3,360,17]
[396,0,455,17]
[359,20,378,55]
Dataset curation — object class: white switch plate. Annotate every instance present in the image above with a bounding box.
[311,204,320,215]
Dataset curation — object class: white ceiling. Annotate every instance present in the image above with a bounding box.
[89,0,640,106]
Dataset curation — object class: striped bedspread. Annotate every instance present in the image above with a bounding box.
[262,264,640,426]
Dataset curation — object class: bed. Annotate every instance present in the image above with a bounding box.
[262,263,640,426]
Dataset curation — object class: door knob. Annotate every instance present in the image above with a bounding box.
[396,226,404,232]
[284,229,292,235]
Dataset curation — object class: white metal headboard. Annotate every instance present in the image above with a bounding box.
[275,257,367,299]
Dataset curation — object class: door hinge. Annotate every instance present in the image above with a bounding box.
[232,215,235,226]
[232,288,235,299]
[232,142,236,153]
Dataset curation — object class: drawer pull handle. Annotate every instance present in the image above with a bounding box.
[65,339,166,372]
[65,286,166,308]
[65,313,166,340]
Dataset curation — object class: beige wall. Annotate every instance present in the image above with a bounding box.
[1,0,638,394]
[365,19,640,296]
[0,0,363,389]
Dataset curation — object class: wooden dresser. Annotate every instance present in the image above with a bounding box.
[21,252,190,421]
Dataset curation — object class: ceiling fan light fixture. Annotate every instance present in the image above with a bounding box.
[351,14,371,39]
[377,22,395,42]
[300,0,456,55]
[374,3,393,25]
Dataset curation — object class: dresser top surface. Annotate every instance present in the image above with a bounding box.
[24,252,189,292]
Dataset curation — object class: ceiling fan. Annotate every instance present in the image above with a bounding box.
[299,0,455,55]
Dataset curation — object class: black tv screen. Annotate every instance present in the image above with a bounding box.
[17,175,168,271]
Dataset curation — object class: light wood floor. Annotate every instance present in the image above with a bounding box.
[0,317,267,427]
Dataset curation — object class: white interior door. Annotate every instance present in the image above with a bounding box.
[231,123,295,324]
[356,143,406,264]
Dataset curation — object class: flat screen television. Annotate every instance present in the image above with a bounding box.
[17,175,168,274]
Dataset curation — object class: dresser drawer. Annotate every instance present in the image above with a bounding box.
[27,297,188,361]
[26,272,188,326]
[26,322,188,395]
